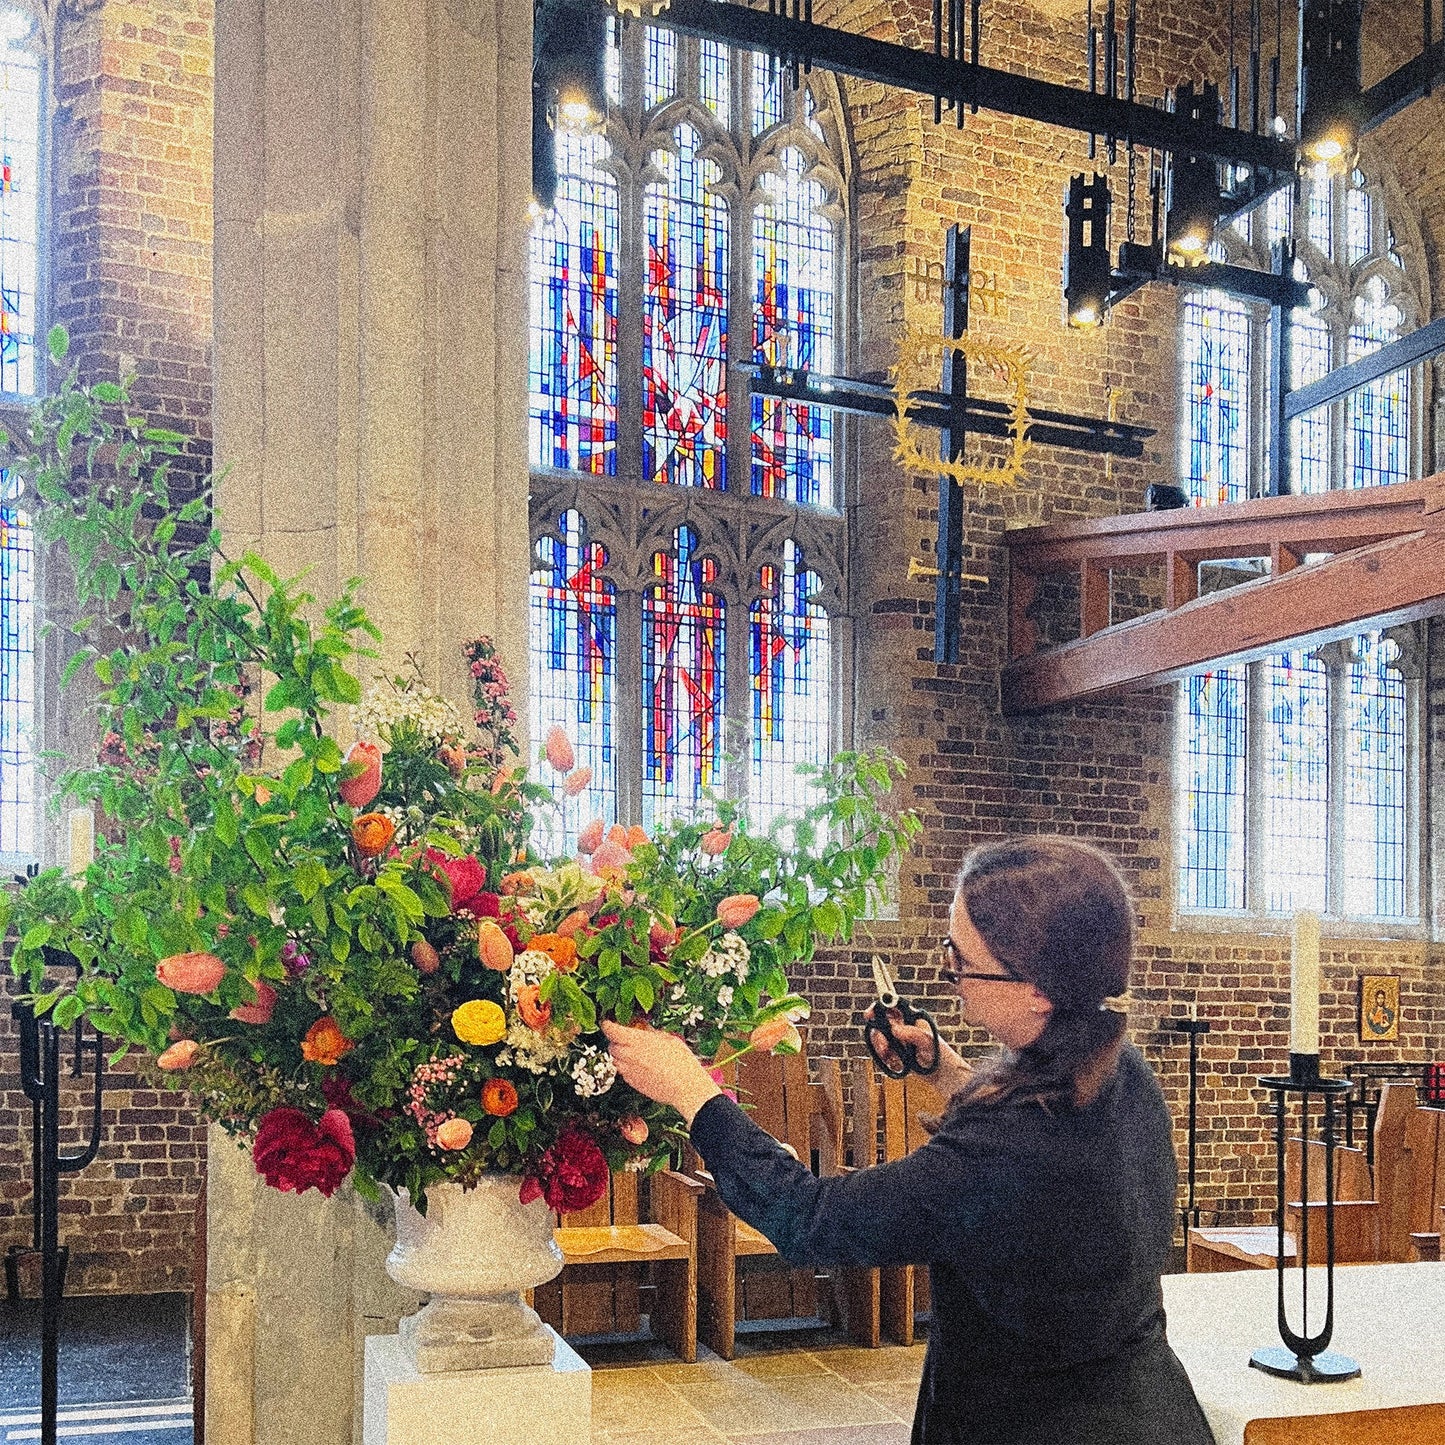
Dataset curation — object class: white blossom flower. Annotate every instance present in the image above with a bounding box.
[716,985,734,1009]
[570,1045,617,1098]
[352,682,464,748]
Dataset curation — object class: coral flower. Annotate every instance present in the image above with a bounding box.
[301,1017,355,1066]
[499,870,535,896]
[529,934,578,972]
[626,825,649,851]
[556,909,591,940]
[590,840,630,880]
[477,920,515,972]
[716,894,761,930]
[411,939,441,975]
[607,824,630,848]
[157,1039,200,1071]
[749,1017,794,1052]
[481,1078,519,1117]
[351,812,396,858]
[230,979,278,1025]
[577,819,605,855]
[337,740,383,808]
[700,827,732,857]
[619,1115,649,1145]
[562,766,593,798]
[435,1117,473,1151]
[516,984,552,1031]
[453,999,506,1046]
[156,951,226,995]
[544,726,575,773]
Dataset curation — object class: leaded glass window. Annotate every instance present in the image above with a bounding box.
[1180,289,1250,505]
[1179,668,1247,911]
[1261,652,1329,914]
[0,14,39,400]
[529,25,848,845]
[0,472,33,861]
[1343,633,1409,920]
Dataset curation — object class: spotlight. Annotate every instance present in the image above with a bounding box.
[1297,0,1364,170]
[1165,83,1223,261]
[536,0,609,133]
[532,79,558,217]
[1063,173,1113,330]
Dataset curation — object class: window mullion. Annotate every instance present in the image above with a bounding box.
[1326,648,1347,917]
[1246,660,1266,913]
[617,584,645,827]
[618,139,646,484]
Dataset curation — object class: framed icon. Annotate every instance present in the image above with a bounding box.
[1359,974,1400,1043]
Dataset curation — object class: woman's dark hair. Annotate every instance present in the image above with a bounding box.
[950,837,1134,1113]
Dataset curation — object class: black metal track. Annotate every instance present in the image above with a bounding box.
[1283,314,1445,422]
[1361,36,1445,132]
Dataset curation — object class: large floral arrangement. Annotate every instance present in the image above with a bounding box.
[0,335,918,1214]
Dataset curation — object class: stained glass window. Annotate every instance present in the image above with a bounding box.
[753,52,785,134]
[1343,633,1408,920]
[699,41,729,124]
[530,512,618,852]
[1179,668,1247,911]
[645,28,676,109]
[1306,171,1332,253]
[642,127,729,488]
[752,149,835,506]
[1180,290,1250,505]
[750,541,829,830]
[1346,276,1409,489]
[642,527,726,832]
[1290,310,1331,495]
[0,17,40,398]
[1261,652,1329,914]
[529,128,619,475]
[0,473,33,860]
[1345,169,1372,264]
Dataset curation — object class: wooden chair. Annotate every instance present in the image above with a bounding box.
[692,1043,825,1359]
[532,1166,702,1361]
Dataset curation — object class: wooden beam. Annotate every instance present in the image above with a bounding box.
[1000,526,1445,715]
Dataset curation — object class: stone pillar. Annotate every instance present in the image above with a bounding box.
[209,2,532,1441]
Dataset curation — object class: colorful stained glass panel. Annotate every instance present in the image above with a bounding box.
[645,27,676,110]
[0,473,32,860]
[700,41,730,125]
[1346,276,1409,489]
[0,23,40,398]
[1289,310,1330,495]
[753,51,785,134]
[1262,651,1329,913]
[1181,291,1250,505]
[1180,668,1247,911]
[1343,633,1408,920]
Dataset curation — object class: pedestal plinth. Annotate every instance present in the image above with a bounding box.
[362,1330,591,1445]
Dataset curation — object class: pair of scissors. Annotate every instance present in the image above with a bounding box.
[863,956,941,1079]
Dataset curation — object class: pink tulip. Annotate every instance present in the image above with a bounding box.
[156,951,227,995]
[591,840,630,879]
[157,1039,201,1071]
[562,766,593,798]
[700,827,732,856]
[715,894,760,930]
[544,727,575,773]
[338,740,383,808]
[230,979,278,1025]
[436,1117,473,1150]
[578,819,605,854]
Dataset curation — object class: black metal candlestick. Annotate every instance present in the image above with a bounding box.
[1249,1054,1360,1384]
[1168,1017,1211,1233]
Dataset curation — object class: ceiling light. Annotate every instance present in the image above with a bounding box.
[1063,173,1113,330]
[1164,84,1224,262]
[536,1,609,134]
[1297,0,1364,172]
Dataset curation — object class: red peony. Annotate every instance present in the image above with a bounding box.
[425,849,488,916]
[518,1123,609,1213]
[252,1107,356,1197]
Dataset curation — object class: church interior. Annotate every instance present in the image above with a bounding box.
[0,0,1442,1442]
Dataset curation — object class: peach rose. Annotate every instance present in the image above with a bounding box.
[516,984,552,1031]
[411,939,441,975]
[229,979,278,1025]
[577,819,605,855]
[156,951,226,995]
[338,740,383,808]
[477,920,515,972]
[562,766,593,798]
[591,840,630,880]
[436,1117,473,1151]
[351,812,396,858]
[157,1039,201,1071]
[716,894,761,930]
[544,726,575,773]
[301,1017,355,1066]
[700,827,732,857]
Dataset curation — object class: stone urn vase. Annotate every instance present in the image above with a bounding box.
[386,1175,564,1372]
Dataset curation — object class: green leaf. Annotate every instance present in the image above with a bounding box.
[48,324,69,363]
[21,923,53,950]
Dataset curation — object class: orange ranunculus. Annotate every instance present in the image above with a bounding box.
[544,726,575,773]
[477,919,514,972]
[716,893,761,930]
[301,1017,355,1066]
[156,951,227,995]
[499,870,535,896]
[338,740,383,808]
[556,909,591,939]
[481,1078,519,1117]
[411,939,441,975]
[577,819,605,855]
[529,933,578,971]
[157,1039,201,1071]
[516,984,552,1031]
[435,1117,473,1150]
[351,811,396,858]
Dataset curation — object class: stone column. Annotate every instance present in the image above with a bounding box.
[209,2,532,1441]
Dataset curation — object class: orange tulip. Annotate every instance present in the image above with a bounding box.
[544,726,575,773]
[477,919,515,972]
[626,825,649,851]
[411,939,441,975]
[749,1017,793,1052]
[481,1078,519,1117]
[700,827,732,856]
[556,909,591,939]
[529,933,578,971]
[157,1039,201,1071]
[301,1017,355,1066]
[338,740,383,808]
[436,1117,473,1150]
[562,766,593,798]
[716,894,761,930]
[156,951,226,995]
[607,824,630,848]
[619,1115,649,1145]
[516,983,552,1031]
[351,812,396,858]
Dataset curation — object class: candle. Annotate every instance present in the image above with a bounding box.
[1290,910,1321,1057]
[68,807,94,877]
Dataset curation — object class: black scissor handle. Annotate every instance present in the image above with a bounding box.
[864,1000,941,1079]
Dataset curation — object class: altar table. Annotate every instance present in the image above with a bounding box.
[1162,1262,1445,1445]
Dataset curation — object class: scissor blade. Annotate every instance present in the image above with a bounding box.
[870,955,898,1005]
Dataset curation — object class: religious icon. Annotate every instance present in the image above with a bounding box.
[1359,974,1400,1043]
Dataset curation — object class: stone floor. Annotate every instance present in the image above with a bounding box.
[576,1328,925,1445]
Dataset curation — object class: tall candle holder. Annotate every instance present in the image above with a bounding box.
[1248,1053,1360,1384]
[1168,1017,1211,1233]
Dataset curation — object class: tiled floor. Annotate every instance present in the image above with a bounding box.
[578,1329,926,1445]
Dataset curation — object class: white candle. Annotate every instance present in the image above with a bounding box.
[67,807,94,877]
[1290,910,1321,1056]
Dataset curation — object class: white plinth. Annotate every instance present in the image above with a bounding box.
[363,1329,591,1445]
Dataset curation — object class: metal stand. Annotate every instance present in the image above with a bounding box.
[6,950,106,1445]
[1168,1017,1210,1232]
[1249,1055,1360,1385]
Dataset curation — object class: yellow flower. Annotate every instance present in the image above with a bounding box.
[452,999,506,1047]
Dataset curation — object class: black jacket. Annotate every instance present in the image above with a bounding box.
[688,1044,1216,1445]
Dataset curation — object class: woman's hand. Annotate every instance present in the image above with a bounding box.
[601,1019,723,1125]
[883,1011,973,1097]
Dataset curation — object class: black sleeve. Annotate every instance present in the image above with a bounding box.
[688,1092,989,1269]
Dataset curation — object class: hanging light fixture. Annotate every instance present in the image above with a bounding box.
[536,0,610,132]
[1165,83,1223,261]
[1296,0,1364,169]
[1062,173,1113,329]
[531,77,558,218]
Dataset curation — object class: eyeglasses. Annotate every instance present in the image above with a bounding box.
[940,934,1027,986]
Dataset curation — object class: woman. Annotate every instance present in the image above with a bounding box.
[602,838,1215,1445]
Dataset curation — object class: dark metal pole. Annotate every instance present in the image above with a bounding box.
[934,225,970,666]
[39,1022,60,1445]
[1169,1017,1211,1233]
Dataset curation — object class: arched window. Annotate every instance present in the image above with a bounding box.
[1177,164,1423,923]
[528,23,849,844]
[0,9,42,866]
